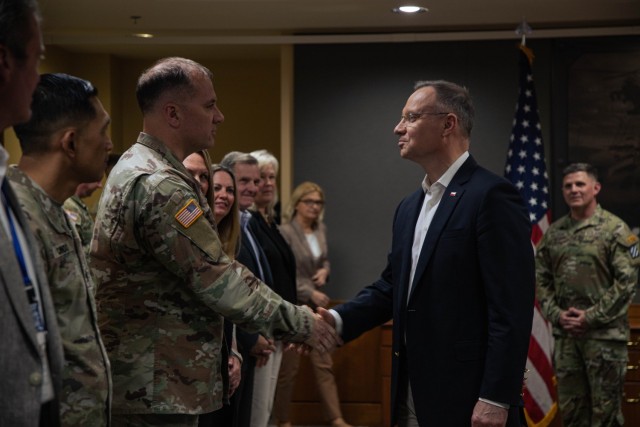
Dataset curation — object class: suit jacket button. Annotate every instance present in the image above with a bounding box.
[29,372,42,386]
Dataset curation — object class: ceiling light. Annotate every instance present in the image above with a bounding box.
[132,33,154,39]
[393,6,428,13]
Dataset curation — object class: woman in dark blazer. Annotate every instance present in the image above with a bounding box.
[247,150,298,426]
[273,181,351,427]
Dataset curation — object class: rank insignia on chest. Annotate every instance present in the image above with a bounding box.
[175,199,203,228]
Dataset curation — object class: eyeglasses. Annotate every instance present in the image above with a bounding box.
[300,199,324,207]
[399,111,449,124]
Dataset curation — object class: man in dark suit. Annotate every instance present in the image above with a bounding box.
[321,80,535,427]
[220,151,276,427]
[0,1,65,425]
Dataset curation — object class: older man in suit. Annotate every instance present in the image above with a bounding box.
[322,80,535,427]
[220,151,277,427]
[0,1,65,426]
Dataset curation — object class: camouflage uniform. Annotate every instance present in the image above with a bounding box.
[63,195,94,256]
[91,133,315,420]
[536,205,640,427]
[7,166,112,427]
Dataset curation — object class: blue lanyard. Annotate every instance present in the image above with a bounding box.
[2,183,46,332]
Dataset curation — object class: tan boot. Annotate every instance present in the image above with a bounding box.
[331,417,353,427]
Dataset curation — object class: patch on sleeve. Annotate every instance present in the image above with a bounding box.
[631,243,639,259]
[174,198,203,228]
[627,234,639,245]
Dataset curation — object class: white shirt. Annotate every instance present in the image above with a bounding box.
[407,151,469,299]
[329,151,508,409]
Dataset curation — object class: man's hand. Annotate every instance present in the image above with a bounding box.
[251,336,275,366]
[471,400,508,427]
[559,307,588,336]
[312,268,329,287]
[303,306,342,354]
[228,355,241,396]
[317,306,336,328]
[310,290,330,308]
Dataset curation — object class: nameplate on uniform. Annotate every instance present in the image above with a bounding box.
[175,199,203,229]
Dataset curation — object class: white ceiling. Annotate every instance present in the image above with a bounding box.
[40,0,640,59]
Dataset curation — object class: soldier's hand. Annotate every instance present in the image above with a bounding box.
[566,307,588,335]
[559,310,578,331]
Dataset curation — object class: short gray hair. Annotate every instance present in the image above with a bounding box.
[220,151,258,170]
[414,80,474,137]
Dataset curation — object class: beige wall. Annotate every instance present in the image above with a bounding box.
[3,47,284,212]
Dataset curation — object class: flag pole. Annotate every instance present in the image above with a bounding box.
[516,18,532,47]
[504,21,558,427]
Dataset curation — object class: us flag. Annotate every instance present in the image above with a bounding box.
[504,44,558,427]
[175,199,203,228]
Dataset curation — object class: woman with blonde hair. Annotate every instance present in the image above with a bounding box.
[273,181,351,427]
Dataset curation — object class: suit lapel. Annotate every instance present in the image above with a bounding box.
[397,189,425,311]
[407,156,477,303]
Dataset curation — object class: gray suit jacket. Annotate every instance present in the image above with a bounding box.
[0,181,64,427]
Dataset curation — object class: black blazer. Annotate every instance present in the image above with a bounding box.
[334,156,535,426]
[235,222,273,352]
[232,221,275,427]
[248,212,297,304]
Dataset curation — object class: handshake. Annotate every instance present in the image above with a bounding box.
[293,306,343,355]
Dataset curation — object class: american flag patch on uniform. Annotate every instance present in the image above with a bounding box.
[175,199,203,228]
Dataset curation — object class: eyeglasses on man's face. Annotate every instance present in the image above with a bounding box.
[399,111,449,124]
[300,199,324,207]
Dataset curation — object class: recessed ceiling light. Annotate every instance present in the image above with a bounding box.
[393,6,428,13]
[132,33,154,39]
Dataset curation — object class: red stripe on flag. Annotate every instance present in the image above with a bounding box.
[523,388,545,422]
[527,329,556,399]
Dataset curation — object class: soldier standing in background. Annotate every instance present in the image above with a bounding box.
[9,73,113,426]
[536,162,640,427]
[91,57,339,427]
